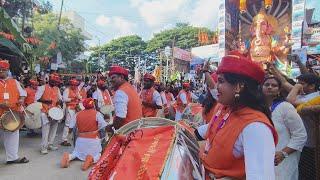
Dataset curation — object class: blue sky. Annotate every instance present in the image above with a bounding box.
[48,0,219,47]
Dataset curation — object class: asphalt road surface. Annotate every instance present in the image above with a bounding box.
[0,125,89,180]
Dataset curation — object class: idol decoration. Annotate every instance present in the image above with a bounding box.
[238,0,292,65]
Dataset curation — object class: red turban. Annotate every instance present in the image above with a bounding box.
[0,60,10,70]
[217,52,265,83]
[143,73,155,81]
[83,98,95,109]
[49,73,60,82]
[29,79,39,86]
[182,82,190,88]
[69,79,79,86]
[108,66,129,77]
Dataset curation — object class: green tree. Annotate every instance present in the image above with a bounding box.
[91,35,146,71]
[146,23,212,52]
[28,12,85,72]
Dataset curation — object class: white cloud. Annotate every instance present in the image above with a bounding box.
[187,0,219,28]
[130,0,190,28]
[112,16,138,36]
[129,0,218,32]
[95,15,111,26]
[95,15,138,38]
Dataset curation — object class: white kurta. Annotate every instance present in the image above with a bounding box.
[272,102,307,180]
[201,122,276,180]
[69,111,107,162]
[92,89,113,108]
[0,78,27,161]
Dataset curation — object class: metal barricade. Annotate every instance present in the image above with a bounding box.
[299,107,320,180]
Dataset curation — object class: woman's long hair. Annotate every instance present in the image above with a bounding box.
[203,91,217,114]
[223,73,274,126]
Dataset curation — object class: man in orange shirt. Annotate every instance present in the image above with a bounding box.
[107,66,142,131]
[24,79,38,106]
[61,78,81,146]
[61,98,107,170]
[140,73,163,117]
[92,79,113,112]
[175,82,192,121]
[0,60,29,164]
[35,73,62,154]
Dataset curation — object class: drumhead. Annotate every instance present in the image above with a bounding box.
[26,102,42,114]
[100,105,114,115]
[1,111,24,132]
[24,111,41,129]
[48,107,64,120]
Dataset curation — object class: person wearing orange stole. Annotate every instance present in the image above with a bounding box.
[0,60,29,164]
[60,98,107,170]
[175,82,192,121]
[61,78,81,146]
[24,79,38,106]
[140,73,163,117]
[92,79,113,112]
[35,73,62,154]
[200,53,278,180]
[107,66,142,131]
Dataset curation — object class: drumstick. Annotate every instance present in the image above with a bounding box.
[21,106,31,119]
[9,108,18,123]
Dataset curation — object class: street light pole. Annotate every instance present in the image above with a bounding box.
[58,0,64,27]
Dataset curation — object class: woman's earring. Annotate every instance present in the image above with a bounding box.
[235,92,240,100]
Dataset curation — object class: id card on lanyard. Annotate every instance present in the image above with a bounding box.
[0,80,9,100]
[204,108,231,154]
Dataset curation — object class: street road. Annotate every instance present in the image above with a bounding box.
[0,125,89,180]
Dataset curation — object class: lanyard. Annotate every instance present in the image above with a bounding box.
[204,107,232,153]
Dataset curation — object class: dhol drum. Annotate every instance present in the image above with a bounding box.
[182,103,204,127]
[100,105,114,124]
[156,108,165,118]
[89,117,203,180]
[99,105,114,115]
[24,102,42,129]
[48,107,64,121]
[0,109,24,132]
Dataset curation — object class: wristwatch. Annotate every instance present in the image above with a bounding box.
[281,151,289,158]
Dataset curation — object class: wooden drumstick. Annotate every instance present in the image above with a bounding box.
[9,108,18,123]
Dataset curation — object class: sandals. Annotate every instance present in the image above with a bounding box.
[60,141,72,146]
[6,157,29,164]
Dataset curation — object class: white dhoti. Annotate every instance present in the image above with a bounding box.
[62,108,76,142]
[70,137,102,163]
[41,113,59,150]
[0,129,20,161]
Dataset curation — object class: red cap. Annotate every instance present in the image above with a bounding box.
[69,79,79,86]
[0,60,10,70]
[108,66,129,77]
[29,79,39,86]
[217,52,265,83]
[83,98,95,109]
[49,73,60,82]
[143,73,155,81]
[182,82,190,88]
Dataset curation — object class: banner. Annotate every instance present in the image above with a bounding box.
[173,47,191,62]
[292,0,305,50]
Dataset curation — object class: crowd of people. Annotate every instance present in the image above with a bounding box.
[0,50,319,179]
